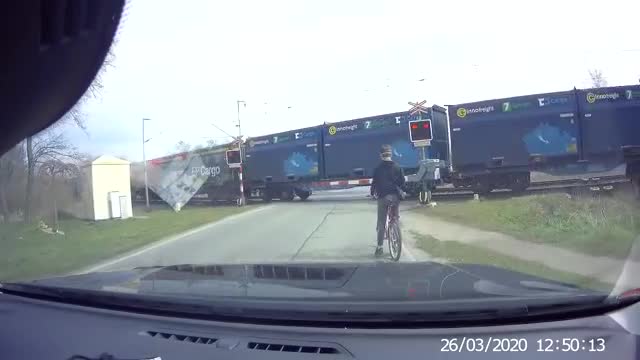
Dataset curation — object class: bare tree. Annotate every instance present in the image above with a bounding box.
[73,152,95,165]
[589,69,608,88]
[31,133,81,165]
[38,160,80,231]
[24,48,116,222]
[0,144,26,222]
[39,160,80,178]
[24,132,81,221]
[62,49,116,131]
[205,139,218,147]
[175,141,192,153]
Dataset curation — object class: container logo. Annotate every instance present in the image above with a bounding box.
[328,124,358,135]
[456,106,494,118]
[537,96,569,107]
[502,101,532,112]
[586,92,620,104]
[273,135,290,143]
[192,166,221,177]
[623,90,640,100]
[249,139,270,147]
[295,131,317,139]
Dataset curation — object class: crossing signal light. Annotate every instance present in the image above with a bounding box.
[226,149,241,166]
[408,120,432,142]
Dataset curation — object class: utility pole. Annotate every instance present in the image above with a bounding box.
[142,118,151,211]
[236,100,246,206]
[236,100,246,139]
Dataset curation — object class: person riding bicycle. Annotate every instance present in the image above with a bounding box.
[370,144,406,257]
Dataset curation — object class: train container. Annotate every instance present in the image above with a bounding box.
[578,85,640,198]
[322,107,450,182]
[244,126,322,201]
[578,85,640,163]
[448,90,580,193]
[131,143,240,210]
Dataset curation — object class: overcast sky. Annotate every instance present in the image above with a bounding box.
[63,0,640,161]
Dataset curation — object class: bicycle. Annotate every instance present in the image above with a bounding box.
[384,203,402,261]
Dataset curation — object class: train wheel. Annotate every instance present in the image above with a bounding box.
[262,189,272,203]
[633,177,640,200]
[473,178,491,195]
[509,174,530,194]
[281,190,295,201]
[296,190,311,201]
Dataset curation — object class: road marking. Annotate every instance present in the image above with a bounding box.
[290,205,336,261]
[78,205,274,274]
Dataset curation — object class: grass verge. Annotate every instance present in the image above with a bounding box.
[0,205,253,281]
[420,193,639,259]
[413,232,611,291]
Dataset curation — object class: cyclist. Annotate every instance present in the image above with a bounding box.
[370,144,406,257]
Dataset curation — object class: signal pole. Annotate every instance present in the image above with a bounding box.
[142,118,151,211]
[236,100,246,206]
[236,100,245,140]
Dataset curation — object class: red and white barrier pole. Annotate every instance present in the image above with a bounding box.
[238,165,245,206]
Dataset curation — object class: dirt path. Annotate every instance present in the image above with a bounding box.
[402,209,638,286]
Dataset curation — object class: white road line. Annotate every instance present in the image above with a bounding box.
[78,205,274,274]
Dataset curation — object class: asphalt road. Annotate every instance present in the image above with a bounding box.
[90,189,423,272]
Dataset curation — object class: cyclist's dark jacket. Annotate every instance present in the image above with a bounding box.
[370,161,406,197]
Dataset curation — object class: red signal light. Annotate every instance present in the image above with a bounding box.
[409,120,432,142]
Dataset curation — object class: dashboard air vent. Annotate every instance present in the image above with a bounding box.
[146,331,217,345]
[248,341,340,354]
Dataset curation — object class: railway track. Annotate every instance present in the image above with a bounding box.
[134,175,631,207]
[432,174,630,198]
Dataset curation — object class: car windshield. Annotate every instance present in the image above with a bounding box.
[1,0,640,317]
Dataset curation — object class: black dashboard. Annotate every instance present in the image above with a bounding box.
[1,291,639,360]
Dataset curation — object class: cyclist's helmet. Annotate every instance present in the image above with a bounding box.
[380,144,393,161]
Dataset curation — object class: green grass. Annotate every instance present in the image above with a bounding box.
[0,206,252,281]
[413,232,611,291]
[419,193,640,259]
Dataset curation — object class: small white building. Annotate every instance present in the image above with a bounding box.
[64,155,133,221]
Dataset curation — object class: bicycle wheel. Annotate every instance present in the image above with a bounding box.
[387,220,402,261]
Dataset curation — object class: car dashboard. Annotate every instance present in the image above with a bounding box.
[1,292,639,360]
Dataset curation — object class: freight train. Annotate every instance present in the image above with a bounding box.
[130,144,243,209]
[131,84,640,209]
[243,107,449,202]
[448,85,640,195]
[131,106,450,209]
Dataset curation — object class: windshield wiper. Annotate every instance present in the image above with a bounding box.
[1,282,236,316]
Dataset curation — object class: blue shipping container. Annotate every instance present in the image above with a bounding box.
[322,109,449,179]
[579,85,640,164]
[448,91,579,172]
[244,126,322,183]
